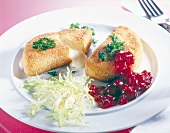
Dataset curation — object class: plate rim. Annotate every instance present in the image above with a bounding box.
[1,7,170,132]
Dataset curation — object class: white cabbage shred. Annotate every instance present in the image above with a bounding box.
[23,67,95,126]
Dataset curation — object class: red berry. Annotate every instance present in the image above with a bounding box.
[105,85,117,96]
[122,84,136,100]
[114,50,135,66]
[88,50,153,109]
[128,74,138,85]
[88,91,95,97]
[119,95,128,105]
[94,95,103,103]
[113,80,123,87]
[98,95,114,109]
[89,85,98,92]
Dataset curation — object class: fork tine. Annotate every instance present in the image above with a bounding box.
[150,0,163,15]
[143,0,156,16]
[138,0,151,18]
[146,0,159,16]
[138,0,164,18]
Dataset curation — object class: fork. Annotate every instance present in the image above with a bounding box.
[138,0,170,33]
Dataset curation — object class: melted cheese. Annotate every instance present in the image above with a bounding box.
[69,49,87,68]
[59,36,87,68]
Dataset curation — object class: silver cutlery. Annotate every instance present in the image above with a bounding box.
[138,0,170,33]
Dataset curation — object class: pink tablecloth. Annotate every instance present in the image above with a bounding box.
[1,0,170,36]
[0,0,170,133]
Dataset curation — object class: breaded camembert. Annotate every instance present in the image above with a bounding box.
[22,28,92,76]
[85,26,143,81]
[58,29,91,54]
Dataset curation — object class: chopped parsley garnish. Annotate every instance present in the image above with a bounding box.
[48,70,77,76]
[47,70,58,77]
[98,35,124,61]
[98,52,108,62]
[92,38,98,44]
[81,26,95,36]
[71,70,77,74]
[32,37,56,51]
[70,22,80,29]
[70,22,98,44]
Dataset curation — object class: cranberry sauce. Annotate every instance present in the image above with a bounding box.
[89,50,153,109]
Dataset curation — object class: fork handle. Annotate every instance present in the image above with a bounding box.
[159,23,170,33]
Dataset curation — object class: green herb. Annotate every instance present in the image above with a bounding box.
[47,71,58,77]
[81,25,88,29]
[32,37,56,51]
[90,28,95,36]
[81,26,95,36]
[70,22,80,29]
[69,22,98,44]
[98,51,108,61]
[71,70,76,74]
[48,70,77,76]
[98,35,124,61]
[92,38,98,44]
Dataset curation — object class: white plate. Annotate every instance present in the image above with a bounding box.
[1,7,170,133]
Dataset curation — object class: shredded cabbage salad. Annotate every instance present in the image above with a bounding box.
[23,67,95,126]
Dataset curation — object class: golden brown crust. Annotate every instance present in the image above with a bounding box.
[85,36,115,81]
[22,33,71,76]
[85,26,143,81]
[112,26,143,70]
[22,29,92,76]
